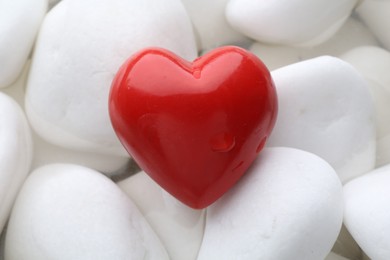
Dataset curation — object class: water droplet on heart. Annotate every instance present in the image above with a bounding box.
[256,137,267,153]
[193,69,201,79]
[210,132,235,152]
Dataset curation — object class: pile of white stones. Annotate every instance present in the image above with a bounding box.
[1,0,390,259]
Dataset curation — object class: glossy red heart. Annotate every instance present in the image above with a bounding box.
[109,46,277,209]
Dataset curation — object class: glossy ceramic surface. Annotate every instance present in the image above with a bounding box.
[109,46,277,209]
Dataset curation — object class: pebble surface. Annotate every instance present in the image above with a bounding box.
[226,0,357,46]
[0,0,47,87]
[250,16,378,70]
[340,46,390,167]
[25,0,197,156]
[356,0,390,49]
[181,0,249,51]
[197,147,343,260]
[1,1,390,259]
[5,164,169,260]
[268,56,376,183]
[0,93,32,233]
[118,172,205,260]
[344,164,390,260]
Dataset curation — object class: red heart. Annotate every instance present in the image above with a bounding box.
[109,46,277,209]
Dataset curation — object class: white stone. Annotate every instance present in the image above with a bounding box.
[25,0,198,156]
[340,46,390,167]
[250,17,378,70]
[197,147,343,260]
[356,0,390,50]
[268,56,376,182]
[5,164,169,260]
[0,92,32,233]
[300,17,378,59]
[180,0,249,51]
[344,164,390,260]
[0,0,47,88]
[226,0,357,46]
[31,130,130,176]
[118,172,205,260]
[0,61,130,175]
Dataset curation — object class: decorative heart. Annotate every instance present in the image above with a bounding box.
[109,46,277,209]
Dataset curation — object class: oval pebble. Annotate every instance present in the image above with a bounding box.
[31,131,130,176]
[268,56,376,182]
[118,172,205,260]
[0,0,47,88]
[344,164,390,260]
[299,17,378,58]
[197,147,343,260]
[340,46,390,167]
[0,60,130,176]
[0,92,32,232]
[250,17,378,70]
[5,164,169,260]
[356,0,390,50]
[25,0,197,156]
[181,0,249,51]
[226,0,357,46]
